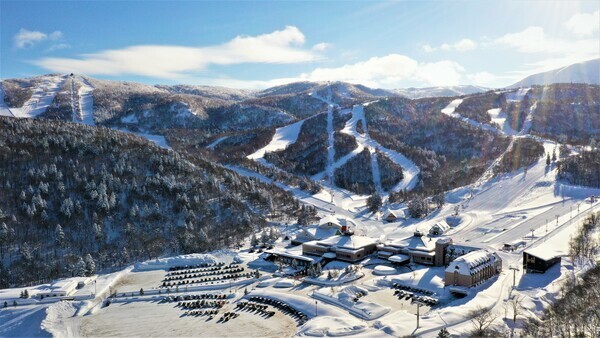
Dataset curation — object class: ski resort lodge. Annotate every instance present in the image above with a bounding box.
[302,235,378,262]
[444,250,503,287]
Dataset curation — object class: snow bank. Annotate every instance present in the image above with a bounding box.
[298,316,367,337]
[313,285,390,320]
[133,251,240,271]
[373,266,397,275]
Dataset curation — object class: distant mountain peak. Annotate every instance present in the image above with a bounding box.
[510,58,600,88]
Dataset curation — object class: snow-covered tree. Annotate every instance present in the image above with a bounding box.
[84,254,96,276]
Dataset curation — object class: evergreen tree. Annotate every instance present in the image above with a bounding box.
[74,257,86,277]
[437,327,450,338]
[546,153,551,166]
[84,254,96,276]
[250,233,259,247]
[552,149,557,162]
[139,288,144,296]
[55,224,65,248]
[366,193,382,213]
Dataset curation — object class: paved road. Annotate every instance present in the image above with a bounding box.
[455,198,597,248]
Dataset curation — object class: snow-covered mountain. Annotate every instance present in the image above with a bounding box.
[392,85,489,99]
[156,84,255,101]
[510,58,600,88]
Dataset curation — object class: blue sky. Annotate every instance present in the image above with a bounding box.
[1,1,598,89]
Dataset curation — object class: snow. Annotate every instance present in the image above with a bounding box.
[115,128,170,149]
[505,88,530,101]
[316,235,377,250]
[247,118,305,160]
[10,75,67,118]
[340,104,420,194]
[120,114,138,124]
[74,76,95,125]
[304,271,365,286]
[372,266,397,275]
[441,99,505,135]
[388,254,410,264]
[206,136,229,149]
[312,285,391,320]
[133,251,239,271]
[487,107,518,135]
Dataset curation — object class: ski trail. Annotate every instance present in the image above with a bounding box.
[76,76,95,126]
[206,136,230,149]
[326,104,335,185]
[441,98,505,135]
[10,75,67,118]
[370,147,382,194]
[247,119,305,160]
[462,88,539,202]
[343,104,420,192]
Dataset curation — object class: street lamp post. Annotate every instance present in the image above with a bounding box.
[412,300,425,328]
[545,219,548,233]
[315,300,318,317]
[555,214,559,226]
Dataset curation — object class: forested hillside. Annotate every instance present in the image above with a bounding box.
[0,117,311,287]
[365,97,512,198]
[557,148,600,188]
[529,83,600,144]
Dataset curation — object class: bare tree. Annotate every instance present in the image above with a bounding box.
[468,306,497,336]
[509,295,524,324]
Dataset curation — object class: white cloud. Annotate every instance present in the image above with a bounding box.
[564,10,600,37]
[34,26,326,79]
[45,43,71,52]
[494,26,547,53]
[453,38,477,51]
[296,54,466,87]
[494,26,598,56]
[312,42,331,52]
[421,44,436,53]
[423,38,477,52]
[14,28,63,48]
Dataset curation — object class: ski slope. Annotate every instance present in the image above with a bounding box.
[75,77,95,126]
[341,104,421,193]
[441,98,506,135]
[10,75,67,119]
[206,136,229,149]
[247,119,304,160]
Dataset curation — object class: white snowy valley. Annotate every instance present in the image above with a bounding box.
[0,66,599,338]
